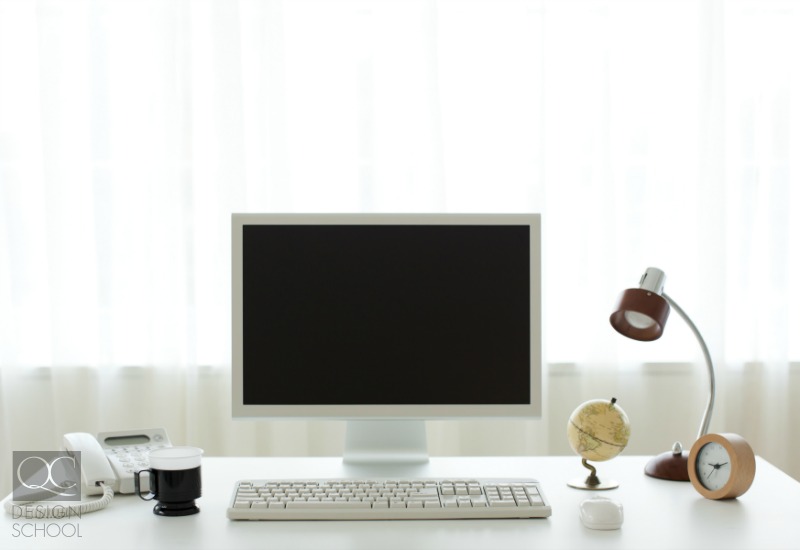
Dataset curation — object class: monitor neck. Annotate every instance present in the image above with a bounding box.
[343,420,429,466]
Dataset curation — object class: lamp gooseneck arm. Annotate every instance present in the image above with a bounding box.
[662,292,716,440]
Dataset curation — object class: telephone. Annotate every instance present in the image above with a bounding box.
[64,428,172,495]
[3,428,172,517]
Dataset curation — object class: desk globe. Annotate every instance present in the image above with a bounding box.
[567,397,631,490]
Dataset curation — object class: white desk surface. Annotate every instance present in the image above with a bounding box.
[2,455,797,550]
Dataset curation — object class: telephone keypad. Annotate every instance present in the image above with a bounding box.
[96,428,172,494]
[108,444,166,474]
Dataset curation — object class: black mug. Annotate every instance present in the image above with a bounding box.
[134,446,203,516]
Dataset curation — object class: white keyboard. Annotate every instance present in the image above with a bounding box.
[227,478,551,520]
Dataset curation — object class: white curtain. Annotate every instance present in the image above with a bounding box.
[1,0,798,496]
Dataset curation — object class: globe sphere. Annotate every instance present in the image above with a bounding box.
[567,398,630,462]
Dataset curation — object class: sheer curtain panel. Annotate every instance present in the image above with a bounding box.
[1,0,798,497]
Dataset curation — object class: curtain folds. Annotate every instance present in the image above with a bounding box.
[1,0,798,495]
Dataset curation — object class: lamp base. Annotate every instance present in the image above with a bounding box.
[644,448,690,481]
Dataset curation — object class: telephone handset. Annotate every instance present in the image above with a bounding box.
[3,428,172,517]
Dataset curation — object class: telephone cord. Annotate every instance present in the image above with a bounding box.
[3,482,115,517]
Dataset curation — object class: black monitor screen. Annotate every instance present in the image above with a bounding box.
[242,224,531,406]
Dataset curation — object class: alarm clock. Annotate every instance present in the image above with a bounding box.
[688,433,756,500]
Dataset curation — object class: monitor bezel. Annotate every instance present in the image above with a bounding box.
[231,213,542,420]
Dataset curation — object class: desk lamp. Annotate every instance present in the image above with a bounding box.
[609,267,716,481]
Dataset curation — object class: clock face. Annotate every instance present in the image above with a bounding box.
[694,441,732,491]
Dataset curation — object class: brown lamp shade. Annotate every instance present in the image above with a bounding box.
[609,288,670,341]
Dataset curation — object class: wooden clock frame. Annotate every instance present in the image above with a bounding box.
[688,433,756,500]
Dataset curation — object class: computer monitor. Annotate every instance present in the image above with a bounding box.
[231,213,542,465]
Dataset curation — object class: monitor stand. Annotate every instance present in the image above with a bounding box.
[343,420,429,466]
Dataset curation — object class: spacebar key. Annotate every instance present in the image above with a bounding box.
[285,501,372,509]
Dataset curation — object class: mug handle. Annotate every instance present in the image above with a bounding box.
[134,469,157,501]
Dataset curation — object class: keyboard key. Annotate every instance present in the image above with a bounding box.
[488,500,517,507]
[286,500,371,509]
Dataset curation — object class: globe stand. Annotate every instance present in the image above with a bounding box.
[568,459,619,490]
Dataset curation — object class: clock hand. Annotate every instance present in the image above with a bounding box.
[704,461,730,480]
[710,462,728,470]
